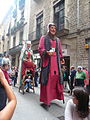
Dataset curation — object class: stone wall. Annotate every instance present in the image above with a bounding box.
[29,0,90,68]
[29,0,53,34]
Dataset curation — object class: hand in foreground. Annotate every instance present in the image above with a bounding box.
[0,69,17,120]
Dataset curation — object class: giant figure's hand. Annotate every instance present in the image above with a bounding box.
[47,51,54,56]
[61,59,65,64]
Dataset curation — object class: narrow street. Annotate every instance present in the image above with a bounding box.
[0,0,90,120]
[11,86,71,120]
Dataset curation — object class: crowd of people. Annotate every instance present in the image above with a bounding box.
[62,65,90,95]
[0,23,90,119]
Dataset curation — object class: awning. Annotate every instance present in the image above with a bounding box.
[9,44,23,55]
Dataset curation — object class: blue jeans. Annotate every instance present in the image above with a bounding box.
[24,82,32,89]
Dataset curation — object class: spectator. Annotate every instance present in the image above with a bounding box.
[69,66,76,95]
[74,66,86,87]
[63,66,70,92]
[2,58,11,85]
[11,67,16,87]
[34,69,39,87]
[15,66,18,85]
[83,67,89,88]
[24,75,32,92]
[0,69,17,120]
[65,87,90,120]
[0,58,11,110]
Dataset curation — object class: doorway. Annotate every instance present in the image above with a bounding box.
[63,56,70,73]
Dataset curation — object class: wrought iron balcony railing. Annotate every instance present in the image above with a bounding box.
[11,25,17,35]
[56,16,69,36]
[13,9,17,18]
[29,16,69,41]
[2,35,5,41]
[11,17,25,35]
[19,0,25,10]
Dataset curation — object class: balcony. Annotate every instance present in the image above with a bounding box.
[56,16,69,37]
[6,33,10,36]
[19,0,25,10]
[6,26,11,36]
[17,17,25,29]
[2,35,5,41]
[29,26,47,41]
[11,17,25,35]
[13,9,17,18]
[11,25,17,35]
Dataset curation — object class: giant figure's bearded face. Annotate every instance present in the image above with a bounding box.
[49,25,56,36]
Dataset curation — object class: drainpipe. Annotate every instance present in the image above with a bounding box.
[77,0,80,28]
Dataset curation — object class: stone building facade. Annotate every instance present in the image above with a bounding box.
[0,7,13,56]
[0,0,31,67]
[29,0,90,69]
[9,0,31,66]
[0,25,4,54]
[0,0,90,69]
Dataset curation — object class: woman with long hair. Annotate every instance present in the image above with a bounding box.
[65,87,90,120]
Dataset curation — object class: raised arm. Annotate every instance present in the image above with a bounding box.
[0,69,17,120]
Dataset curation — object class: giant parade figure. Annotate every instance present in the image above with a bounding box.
[38,23,65,110]
[17,40,36,86]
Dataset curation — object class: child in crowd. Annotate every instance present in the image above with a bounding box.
[24,75,32,92]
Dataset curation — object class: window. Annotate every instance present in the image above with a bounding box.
[2,35,5,41]
[85,38,90,44]
[13,9,17,18]
[13,36,16,47]
[36,12,43,39]
[19,0,25,10]
[7,41,10,50]
[19,31,23,44]
[54,0,65,31]
[21,10,24,18]
[3,44,4,52]
[14,19,17,27]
